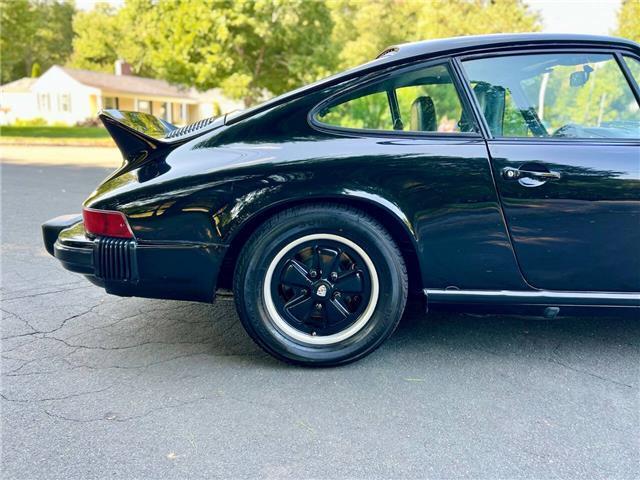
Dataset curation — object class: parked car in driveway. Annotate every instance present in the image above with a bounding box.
[43,34,640,366]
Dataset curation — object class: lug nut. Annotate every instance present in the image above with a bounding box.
[315,303,323,310]
[310,270,318,278]
[330,272,338,281]
[333,292,341,299]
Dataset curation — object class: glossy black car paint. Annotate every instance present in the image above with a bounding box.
[43,34,640,310]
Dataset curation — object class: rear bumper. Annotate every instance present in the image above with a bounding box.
[42,214,227,302]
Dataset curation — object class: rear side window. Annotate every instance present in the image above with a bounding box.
[315,63,476,134]
[462,53,640,139]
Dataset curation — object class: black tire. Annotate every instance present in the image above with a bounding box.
[233,204,408,366]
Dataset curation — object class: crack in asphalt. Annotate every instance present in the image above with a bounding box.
[1,302,102,341]
[1,385,115,403]
[547,358,634,389]
[43,396,212,423]
[43,334,217,351]
[2,284,93,302]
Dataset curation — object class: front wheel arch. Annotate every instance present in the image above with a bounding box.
[216,196,423,295]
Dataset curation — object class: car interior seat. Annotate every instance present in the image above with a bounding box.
[410,96,437,131]
[472,82,506,136]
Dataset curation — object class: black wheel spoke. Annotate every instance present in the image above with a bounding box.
[280,259,312,287]
[284,295,314,323]
[270,238,373,337]
[326,298,350,325]
[318,247,340,275]
[334,270,364,293]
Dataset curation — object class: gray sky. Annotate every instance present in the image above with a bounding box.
[75,0,624,37]
[527,0,621,35]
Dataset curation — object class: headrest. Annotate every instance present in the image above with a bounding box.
[473,82,505,136]
[410,96,437,132]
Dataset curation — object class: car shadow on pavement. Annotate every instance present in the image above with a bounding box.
[51,293,635,382]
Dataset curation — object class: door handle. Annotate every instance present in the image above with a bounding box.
[502,167,561,181]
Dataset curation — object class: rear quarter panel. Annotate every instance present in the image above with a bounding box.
[86,86,527,291]
[189,93,528,291]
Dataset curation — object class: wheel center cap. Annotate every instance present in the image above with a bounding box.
[315,284,328,298]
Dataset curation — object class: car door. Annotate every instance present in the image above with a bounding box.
[459,50,640,292]
[310,59,529,291]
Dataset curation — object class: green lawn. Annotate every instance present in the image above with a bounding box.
[1,126,110,139]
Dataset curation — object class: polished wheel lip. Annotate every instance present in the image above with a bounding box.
[264,234,379,346]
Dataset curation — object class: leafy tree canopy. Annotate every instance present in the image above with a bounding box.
[69,0,335,105]
[139,0,335,106]
[9,0,542,106]
[68,0,154,76]
[0,0,75,83]
[615,0,639,42]
[330,0,541,69]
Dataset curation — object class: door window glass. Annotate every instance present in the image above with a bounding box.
[463,53,640,139]
[316,63,475,134]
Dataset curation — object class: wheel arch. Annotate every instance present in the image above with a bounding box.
[216,195,424,295]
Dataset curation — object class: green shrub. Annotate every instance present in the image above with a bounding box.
[13,118,48,127]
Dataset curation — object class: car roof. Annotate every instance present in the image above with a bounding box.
[379,33,638,63]
[226,33,639,126]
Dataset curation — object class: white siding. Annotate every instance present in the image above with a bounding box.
[30,66,100,125]
[0,92,38,125]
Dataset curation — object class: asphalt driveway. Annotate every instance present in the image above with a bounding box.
[1,159,639,479]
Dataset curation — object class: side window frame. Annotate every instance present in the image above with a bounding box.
[617,52,640,104]
[308,57,482,139]
[454,47,640,144]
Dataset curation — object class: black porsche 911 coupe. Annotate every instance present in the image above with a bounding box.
[43,33,640,365]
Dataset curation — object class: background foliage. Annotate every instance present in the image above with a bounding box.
[1,0,75,83]
[1,0,638,106]
[615,0,639,43]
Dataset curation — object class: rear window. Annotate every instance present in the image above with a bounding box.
[315,63,476,134]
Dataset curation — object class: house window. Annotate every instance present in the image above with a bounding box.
[159,102,171,121]
[37,93,51,112]
[137,99,152,114]
[103,96,119,109]
[58,94,71,112]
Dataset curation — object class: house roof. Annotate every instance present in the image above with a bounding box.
[1,77,37,93]
[59,66,194,99]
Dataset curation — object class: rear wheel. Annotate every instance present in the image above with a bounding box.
[233,204,408,366]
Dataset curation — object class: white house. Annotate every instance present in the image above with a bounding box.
[0,62,243,126]
[0,78,39,124]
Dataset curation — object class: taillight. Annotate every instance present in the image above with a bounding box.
[82,208,133,239]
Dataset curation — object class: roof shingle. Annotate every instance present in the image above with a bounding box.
[1,77,37,93]
[59,66,193,99]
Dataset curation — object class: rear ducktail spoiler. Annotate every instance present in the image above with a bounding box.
[98,109,223,164]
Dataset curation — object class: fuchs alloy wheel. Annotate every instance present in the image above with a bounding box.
[264,233,380,345]
[234,204,408,366]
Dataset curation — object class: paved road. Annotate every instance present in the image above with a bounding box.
[2,160,639,479]
[0,144,120,168]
